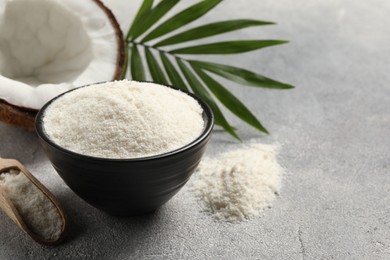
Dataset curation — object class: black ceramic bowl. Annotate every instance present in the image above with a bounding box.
[35,83,214,216]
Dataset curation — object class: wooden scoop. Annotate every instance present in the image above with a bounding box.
[0,158,67,245]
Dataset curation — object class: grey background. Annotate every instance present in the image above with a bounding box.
[1,0,389,259]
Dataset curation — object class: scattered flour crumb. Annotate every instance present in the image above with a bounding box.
[0,169,63,240]
[192,142,284,222]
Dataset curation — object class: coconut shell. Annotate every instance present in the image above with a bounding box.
[94,0,126,81]
[0,0,125,129]
[0,100,36,129]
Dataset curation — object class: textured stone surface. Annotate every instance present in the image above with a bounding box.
[1,0,389,259]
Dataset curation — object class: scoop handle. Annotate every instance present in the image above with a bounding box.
[0,158,22,172]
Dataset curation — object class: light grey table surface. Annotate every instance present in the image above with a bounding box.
[1,0,389,259]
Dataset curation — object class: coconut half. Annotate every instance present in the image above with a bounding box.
[0,0,125,128]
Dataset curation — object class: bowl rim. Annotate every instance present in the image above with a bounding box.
[35,80,214,162]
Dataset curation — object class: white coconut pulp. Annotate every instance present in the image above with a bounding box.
[0,0,121,110]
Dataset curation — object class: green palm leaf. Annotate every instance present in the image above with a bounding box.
[154,20,274,47]
[144,48,168,84]
[130,45,145,81]
[159,52,188,91]
[131,0,180,41]
[176,58,240,140]
[193,66,269,134]
[141,0,222,43]
[125,0,294,139]
[190,60,293,89]
[126,0,153,39]
[171,40,288,55]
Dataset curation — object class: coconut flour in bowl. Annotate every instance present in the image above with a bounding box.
[36,80,213,216]
[42,80,205,159]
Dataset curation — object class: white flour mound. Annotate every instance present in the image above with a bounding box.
[0,170,63,240]
[43,80,204,159]
[192,143,283,222]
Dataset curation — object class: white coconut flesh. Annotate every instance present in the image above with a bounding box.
[0,0,123,110]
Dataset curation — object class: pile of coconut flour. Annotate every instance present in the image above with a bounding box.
[0,170,63,241]
[192,142,284,222]
[43,80,204,159]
